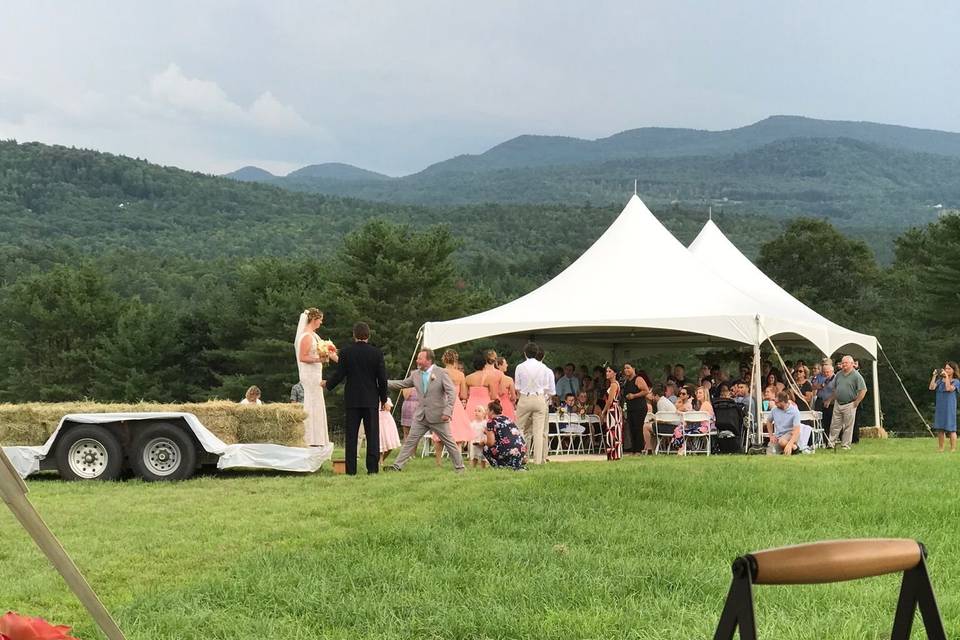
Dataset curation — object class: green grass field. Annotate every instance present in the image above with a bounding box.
[1,439,956,639]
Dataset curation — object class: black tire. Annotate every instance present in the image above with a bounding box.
[130,422,198,482]
[55,424,124,481]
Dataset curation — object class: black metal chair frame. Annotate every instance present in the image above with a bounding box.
[714,543,947,640]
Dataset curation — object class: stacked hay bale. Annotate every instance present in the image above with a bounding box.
[0,402,307,447]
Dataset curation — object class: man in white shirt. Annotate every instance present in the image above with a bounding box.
[514,342,552,464]
[642,383,675,454]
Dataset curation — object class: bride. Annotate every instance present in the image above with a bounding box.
[296,308,338,446]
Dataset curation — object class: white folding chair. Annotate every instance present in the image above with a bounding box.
[560,413,587,454]
[584,414,603,453]
[546,413,562,454]
[653,411,683,454]
[799,410,825,449]
[419,432,438,458]
[682,410,714,455]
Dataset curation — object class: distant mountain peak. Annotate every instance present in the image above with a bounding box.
[286,163,389,181]
[224,166,275,181]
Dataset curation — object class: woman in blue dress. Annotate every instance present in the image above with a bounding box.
[929,361,959,452]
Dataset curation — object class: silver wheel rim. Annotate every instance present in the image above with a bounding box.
[142,437,182,477]
[68,438,110,479]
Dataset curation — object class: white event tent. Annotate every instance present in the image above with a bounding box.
[419,195,880,428]
[688,218,880,426]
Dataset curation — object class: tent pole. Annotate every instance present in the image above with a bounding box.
[393,326,424,415]
[872,358,881,428]
[753,316,763,448]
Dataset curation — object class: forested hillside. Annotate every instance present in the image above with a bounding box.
[2,138,957,433]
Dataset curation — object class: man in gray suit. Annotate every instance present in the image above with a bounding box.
[386,348,465,473]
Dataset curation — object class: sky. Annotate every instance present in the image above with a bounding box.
[1,1,958,176]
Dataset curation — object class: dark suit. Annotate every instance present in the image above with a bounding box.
[326,341,388,475]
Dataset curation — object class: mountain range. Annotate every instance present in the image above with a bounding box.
[223,116,960,224]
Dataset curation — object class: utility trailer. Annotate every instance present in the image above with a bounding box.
[2,412,333,481]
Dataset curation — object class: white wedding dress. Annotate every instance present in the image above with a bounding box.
[296,330,330,447]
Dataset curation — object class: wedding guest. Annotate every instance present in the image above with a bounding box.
[674,385,693,412]
[387,348,464,474]
[581,375,597,405]
[622,363,650,454]
[535,345,556,459]
[733,381,758,425]
[515,342,553,464]
[559,393,577,413]
[399,387,419,442]
[468,404,489,468]
[465,351,503,419]
[436,349,473,466]
[600,365,623,461]
[496,356,518,421]
[362,400,402,464]
[693,385,715,429]
[764,372,782,399]
[664,381,679,404]
[556,363,581,400]
[794,368,814,410]
[240,386,262,405]
[672,386,713,455]
[930,361,959,452]
[574,390,593,416]
[579,364,590,385]
[699,364,713,384]
[765,390,802,455]
[644,383,676,454]
[812,361,836,433]
[668,364,688,388]
[482,399,527,471]
[826,356,867,450]
[289,382,304,404]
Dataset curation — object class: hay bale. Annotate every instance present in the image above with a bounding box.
[235,404,306,446]
[185,401,241,444]
[0,401,305,447]
[860,426,888,439]
[0,406,53,445]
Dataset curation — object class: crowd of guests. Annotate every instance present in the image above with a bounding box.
[261,325,959,464]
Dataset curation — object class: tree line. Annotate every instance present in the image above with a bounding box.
[0,212,958,432]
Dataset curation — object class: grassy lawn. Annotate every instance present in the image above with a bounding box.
[1,438,957,639]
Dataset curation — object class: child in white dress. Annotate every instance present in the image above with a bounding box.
[469,405,488,468]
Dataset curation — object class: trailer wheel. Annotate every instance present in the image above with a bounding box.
[131,423,197,482]
[55,425,124,481]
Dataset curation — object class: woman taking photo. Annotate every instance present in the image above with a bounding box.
[930,361,959,452]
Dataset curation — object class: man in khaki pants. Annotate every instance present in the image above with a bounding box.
[827,355,867,450]
[514,342,551,464]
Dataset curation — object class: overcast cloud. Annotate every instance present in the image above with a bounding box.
[1,1,958,176]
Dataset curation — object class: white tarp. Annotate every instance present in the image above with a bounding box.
[422,195,875,357]
[688,219,877,359]
[2,412,333,478]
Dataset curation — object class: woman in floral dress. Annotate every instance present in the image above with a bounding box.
[482,400,527,471]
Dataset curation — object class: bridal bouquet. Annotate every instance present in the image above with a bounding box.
[315,337,337,361]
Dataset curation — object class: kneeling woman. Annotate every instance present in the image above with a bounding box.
[482,399,528,471]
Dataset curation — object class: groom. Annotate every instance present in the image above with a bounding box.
[322,322,388,475]
[387,348,465,473]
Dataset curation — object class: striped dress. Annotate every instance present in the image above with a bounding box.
[604,385,623,461]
